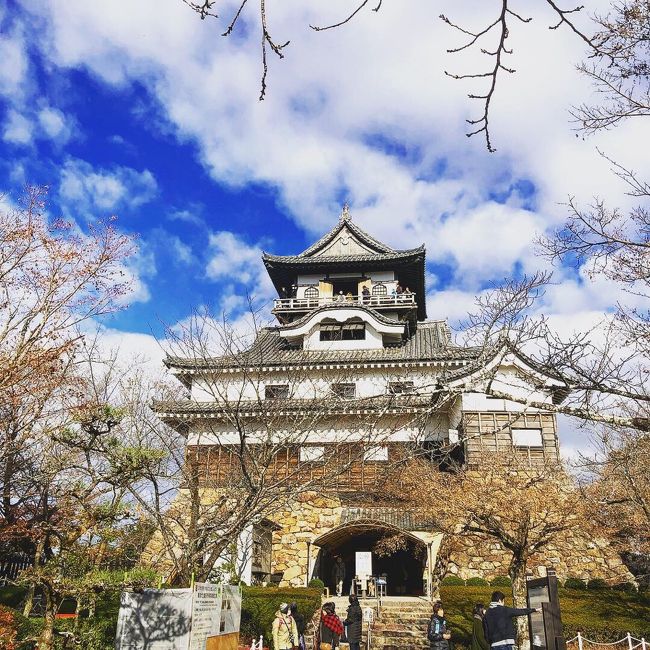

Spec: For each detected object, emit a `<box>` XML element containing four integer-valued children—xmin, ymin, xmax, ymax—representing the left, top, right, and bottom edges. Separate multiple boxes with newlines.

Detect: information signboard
<box><xmin>115</xmin><ymin>583</ymin><xmax>241</xmax><ymax>650</ymax></box>
<box><xmin>355</xmin><ymin>552</ymin><xmax>372</xmax><ymax>578</ymax></box>
<box><xmin>189</xmin><ymin>584</ymin><xmax>222</xmax><ymax>650</ymax></box>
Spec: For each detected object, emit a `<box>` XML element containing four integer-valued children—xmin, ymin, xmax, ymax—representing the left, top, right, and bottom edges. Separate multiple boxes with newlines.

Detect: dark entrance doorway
<box><xmin>314</xmin><ymin>523</ymin><xmax>427</xmax><ymax>596</ymax></box>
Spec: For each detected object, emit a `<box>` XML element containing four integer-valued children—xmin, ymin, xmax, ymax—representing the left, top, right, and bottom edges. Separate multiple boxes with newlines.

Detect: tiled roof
<box><xmin>165</xmin><ymin>320</ymin><xmax>482</xmax><ymax>371</ymax></box>
<box><xmin>298</xmin><ymin>217</ymin><xmax>401</xmax><ymax>257</ymax></box>
<box><xmin>153</xmin><ymin>394</ymin><xmax>436</xmax><ymax>417</ymax></box>
<box><xmin>261</xmin><ymin>247</ymin><xmax>425</xmax><ymax>265</ymax></box>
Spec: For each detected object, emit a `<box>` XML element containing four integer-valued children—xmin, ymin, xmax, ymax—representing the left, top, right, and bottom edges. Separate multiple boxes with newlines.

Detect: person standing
<box><xmin>344</xmin><ymin>594</ymin><xmax>363</xmax><ymax>650</ymax></box>
<box><xmin>428</xmin><ymin>602</ymin><xmax>451</xmax><ymax>650</ymax></box>
<box><xmin>320</xmin><ymin>602</ymin><xmax>344</xmax><ymax>650</ymax></box>
<box><xmin>290</xmin><ymin>602</ymin><xmax>305</xmax><ymax>650</ymax></box>
<box><xmin>471</xmin><ymin>603</ymin><xmax>490</xmax><ymax>650</ymax></box>
<box><xmin>482</xmin><ymin>591</ymin><xmax>540</xmax><ymax>650</ymax></box>
<box><xmin>361</xmin><ymin>286</ymin><xmax>370</xmax><ymax>304</ymax></box>
<box><xmin>273</xmin><ymin>602</ymin><xmax>299</xmax><ymax>650</ymax></box>
<box><xmin>333</xmin><ymin>556</ymin><xmax>346</xmax><ymax>596</ymax></box>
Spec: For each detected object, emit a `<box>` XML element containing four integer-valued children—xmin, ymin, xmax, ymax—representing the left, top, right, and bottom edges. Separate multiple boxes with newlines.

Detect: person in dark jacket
<box><xmin>320</xmin><ymin>601</ymin><xmax>344</xmax><ymax>649</ymax></box>
<box><xmin>428</xmin><ymin>602</ymin><xmax>451</xmax><ymax>650</ymax></box>
<box><xmin>290</xmin><ymin>602</ymin><xmax>305</xmax><ymax>650</ymax></box>
<box><xmin>482</xmin><ymin>591</ymin><xmax>540</xmax><ymax>650</ymax></box>
<box><xmin>471</xmin><ymin>603</ymin><xmax>489</xmax><ymax>650</ymax></box>
<box><xmin>344</xmin><ymin>594</ymin><xmax>363</xmax><ymax>650</ymax></box>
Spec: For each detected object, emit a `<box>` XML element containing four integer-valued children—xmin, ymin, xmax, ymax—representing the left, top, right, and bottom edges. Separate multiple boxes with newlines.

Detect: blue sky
<box><xmin>0</xmin><ymin>0</ymin><xmax>647</xmax><ymax>388</ymax></box>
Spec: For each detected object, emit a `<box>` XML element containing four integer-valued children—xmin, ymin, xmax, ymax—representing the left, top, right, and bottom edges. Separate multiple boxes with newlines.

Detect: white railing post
<box><xmin>628</xmin><ymin>633</ymin><xmax>634</xmax><ymax>650</ymax></box>
<box><xmin>641</xmin><ymin>638</ymin><xmax>646</xmax><ymax>650</ymax></box>
<box><xmin>577</xmin><ymin>632</ymin><xmax>583</xmax><ymax>650</ymax></box>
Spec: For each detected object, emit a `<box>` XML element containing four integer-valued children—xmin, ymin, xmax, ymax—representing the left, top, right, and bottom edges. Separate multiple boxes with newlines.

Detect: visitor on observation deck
<box><xmin>361</xmin><ymin>286</ymin><xmax>370</xmax><ymax>304</ymax></box>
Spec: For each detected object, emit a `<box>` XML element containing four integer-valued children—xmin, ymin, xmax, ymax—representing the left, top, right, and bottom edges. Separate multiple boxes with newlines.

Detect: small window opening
<box><xmin>265</xmin><ymin>384</ymin><xmax>289</xmax><ymax>400</ymax></box>
<box><xmin>331</xmin><ymin>383</ymin><xmax>356</xmax><ymax>399</ymax></box>
<box><xmin>388</xmin><ymin>381</ymin><xmax>414</xmax><ymax>395</ymax></box>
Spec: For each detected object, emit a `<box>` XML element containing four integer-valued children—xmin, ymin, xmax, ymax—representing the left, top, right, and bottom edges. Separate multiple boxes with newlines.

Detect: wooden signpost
<box><xmin>526</xmin><ymin>569</ymin><xmax>566</xmax><ymax>650</ymax></box>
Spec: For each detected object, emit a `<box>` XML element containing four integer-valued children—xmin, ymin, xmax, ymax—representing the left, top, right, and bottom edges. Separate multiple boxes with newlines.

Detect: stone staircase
<box><xmin>369</xmin><ymin>598</ymin><xmax>432</xmax><ymax>650</ymax></box>
<box><xmin>307</xmin><ymin>597</ymin><xmax>433</xmax><ymax>650</ymax></box>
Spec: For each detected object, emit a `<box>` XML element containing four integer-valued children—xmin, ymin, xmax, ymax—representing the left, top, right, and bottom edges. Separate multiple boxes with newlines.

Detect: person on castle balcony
<box><xmin>404</xmin><ymin>286</ymin><xmax>413</xmax><ymax>299</ymax></box>
<box><xmin>337</xmin><ymin>291</ymin><xmax>346</xmax><ymax>302</ymax></box>
<box><xmin>471</xmin><ymin>603</ymin><xmax>489</xmax><ymax>650</ymax></box>
<box><xmin>344</xmin><ymin>594</ymin><xmax>363</xmax><ymax>650</ymax></box>
<box><xmin>361</xmin><ymin>285</ymin><xmax>370</xmax><ymax>304</ymax></box>
<box><xmin>482</xmin><ymin>591</ymin><xmax>540</xmax><ymax>650</ymax></box>
<box><xmin>396</xmin><ymin>283</ymin><xmax>404</xmax><ymax>295</ymax></box>
<box><xmin>428</xmin><ymin>602</ymin><xmax>451</xmax><ymax>650</ymax></box>
<box><xmin>346</xmin><ymin>291</ymin><xmax>353</xmax><ymax>302</ymax></box>
<box><xmin>272</xmin><ymin>602</ymin><xmax>299</xmax><ymax>650</ymax></box>
<box><xmin>279</xmin><ymin>286</ymin><xmax>288</xmax><ymax>299</ymax></box>
<box><xmin>319</xmin><ymin>601</ymin><xmax>344</xmax><ymax>650</ymax></box>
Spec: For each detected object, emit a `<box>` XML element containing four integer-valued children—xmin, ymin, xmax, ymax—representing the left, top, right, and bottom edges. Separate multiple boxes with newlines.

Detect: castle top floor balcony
<box><xmin>272</xmin><ymin>292</ymin><xmax>417</xmax><ymax>315</ymax></box>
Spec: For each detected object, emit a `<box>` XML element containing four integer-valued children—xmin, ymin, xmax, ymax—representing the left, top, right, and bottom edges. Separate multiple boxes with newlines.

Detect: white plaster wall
<box><xmin>191</xmin><ymin>364</ymin><xmax>460</xmax><ymax>404</ymax></box>
<box><xmin>188</xmin><ymin>413</ymin><xmax>448</xmax><ymax>446</ymax></box>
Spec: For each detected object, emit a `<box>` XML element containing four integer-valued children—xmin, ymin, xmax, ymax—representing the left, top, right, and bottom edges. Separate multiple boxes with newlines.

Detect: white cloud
<box><xmin>3</xmin><ymin>109</ymin><xmax>32</xmax><ymax>144</ymax></box>
<box><xmin>38</xmin><ymin>106</ymin><xmax>70</xmax><ymax>142</ymax></box>
<box><xmin>0</xmin><ymin>30</ymin><xmax>29</xmax><ymax>99</ymax></box>
<box><xmin>23</xmin><ymin>0</ymin><xmax>645</xmax><ymax>290</ymax></box>
<box><xmin>59</xmin><ymin>157</ymin><xmax>158</xmax><ymax>215</ymax></box>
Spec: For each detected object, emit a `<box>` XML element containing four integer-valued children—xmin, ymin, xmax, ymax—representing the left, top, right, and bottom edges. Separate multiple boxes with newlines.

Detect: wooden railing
<box><xmin>272</xmin><ymin>293</ymin><xmax>416</xmax><ymax>311</ymax></box>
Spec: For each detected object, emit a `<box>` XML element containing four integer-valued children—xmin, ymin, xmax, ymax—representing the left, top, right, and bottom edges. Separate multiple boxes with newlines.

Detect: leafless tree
<box><xmin>109</xmin><ymin>307</ymin><xmax>439</xmax><ymax>585</ymax></box>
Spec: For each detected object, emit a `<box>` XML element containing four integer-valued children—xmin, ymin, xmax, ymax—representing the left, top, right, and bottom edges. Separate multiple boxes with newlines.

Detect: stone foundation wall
<box><xmin>267</xmin><ymin>493</ymin><xmax>633</xmax><ymax>588</ymax></box>
<box><xmin>270</xmin><ymin>492</ymin><xmax>345</xmax><ymax>587</ymax></box>
<box><xmin>447</xmin><ymin>529</ymin><xmax>633</xmax><ymax>584</ymax></box>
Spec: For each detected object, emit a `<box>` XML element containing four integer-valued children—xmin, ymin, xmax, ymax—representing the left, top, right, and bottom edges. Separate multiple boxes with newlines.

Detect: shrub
<box><xmin>490</xmin><ymin>576</ymin><xmax>512</xmax><ymax>587</ymax></box>
<box><xmin>307</xmin><ymin>578</ymin><xmax>324</xmax><ymax>591</ymax></box>
<box><xmin>563</xmin><ymin>577</ymin><xmax>586</xmax><ymax>590</ymax></box>
<box><xmin>0</xmin><ymin>605</ymin><xmax>19</xmax><ymax>650</ymax></box>
<box><xmin>612</xmin><ymin>582</ymin><xmax>637</xmax><ymax>593</ymax></box>
<box><xmin>587</xmin><ymin>578</ymin><xmax>608</xmax><ymax>591</ymax></box>
<box><xmin>442</xmin><ymin>576</ymin><xmax>465</xmax><ymax>586</ymax></box>
<box><xmin>466</xmin><ymin>577</ymin><xmax>489</xmax><ymax>586</ymax></box>
<box><xmin>0</xmin><ymin>588</ymin><xmax>28</xmax><ymax>610</ymax></box>
<box><xmin>241</xmin><ymin>587</ymin><xmax>321</xmax><ymax>645</ymax></box>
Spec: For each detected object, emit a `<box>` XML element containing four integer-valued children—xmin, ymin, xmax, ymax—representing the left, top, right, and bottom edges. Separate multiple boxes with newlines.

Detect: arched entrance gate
<box><xmin>311</xmin><ymin>514</ymin><xmax>433</xmax><ymax>597</ymax></box>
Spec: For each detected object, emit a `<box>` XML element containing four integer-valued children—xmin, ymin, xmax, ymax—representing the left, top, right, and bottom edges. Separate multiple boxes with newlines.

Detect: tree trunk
<box><xmin>431</xmin><ymin>536</ymin><xmax>453</xmax><ymax>599</ymax></box>
<box><xmin>23</xmin><ymin>535</ymin><xmax>47</xmax><ymax>617</ymax></box>
<box><xmin>37</xmin><ymin>585</ymin><xmax>57</xmax><ymax>650</ymax></box>
<box><xmin>508</xmin><ymin>555</ymin><xmax>530</xmax><ymax>647</ymax></box>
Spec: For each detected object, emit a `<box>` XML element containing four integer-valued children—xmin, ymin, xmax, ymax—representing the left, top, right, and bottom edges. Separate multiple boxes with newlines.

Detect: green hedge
<box><xmin>490</xmin><ymin>576</ymin><xmax>512</xmax><ymax>587</ymax></box>
<box><xmin>240</xmin><ymin>587</ymin><xmax>322</xmax><ymax>645</ymax></box>
<box><xmin>466</xmin><ymin>577</ymin><xmax>490</xmax><ymax>587</ymax></box>
<box><xmin>442</xmin><ymin>576</ymin><xmax>465</xmax><ymax>586</ymax></box>
<box><xmin>439</xmin><ymin>585</ymin><xmax>650</xmax><ymax>650</ymax></box>
<box><xmin>564</xmin><ymin>577</ymin><xmax>587</xmax><ymax>590</ymax></box>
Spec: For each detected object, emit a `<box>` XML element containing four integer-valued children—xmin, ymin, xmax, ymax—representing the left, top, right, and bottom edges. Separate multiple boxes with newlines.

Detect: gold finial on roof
<box><xmin>340</xmin><ymin>202</ymin><xmax>351</xmax><ymax>221</ymax></box>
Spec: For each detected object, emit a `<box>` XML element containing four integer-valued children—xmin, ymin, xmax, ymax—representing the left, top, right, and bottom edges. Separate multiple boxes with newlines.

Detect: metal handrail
<box><xmin>273</xmin><ymin>294</ymin><xmax>416</xmax><ymax>310</ymax></box>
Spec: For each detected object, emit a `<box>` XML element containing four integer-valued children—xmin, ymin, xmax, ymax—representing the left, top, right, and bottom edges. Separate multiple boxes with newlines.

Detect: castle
<box><xmin>155</xmin><ymin>207</ymin><xmax>628</xmax><ymax>593</ymax></box>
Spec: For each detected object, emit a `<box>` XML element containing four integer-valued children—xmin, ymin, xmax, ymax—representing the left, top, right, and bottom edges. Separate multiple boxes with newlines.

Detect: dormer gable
<box><xmin>298</xmin><ymin>205</ymin><xmax>394</xmax><ymax>259</ymax></box>
<box><xmin>278</xmin><ymin>304</ymin><xmax>405</xmax><ymax>351</ymax></box>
